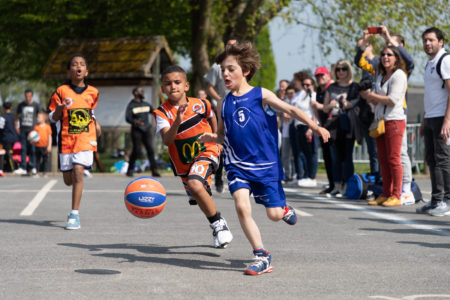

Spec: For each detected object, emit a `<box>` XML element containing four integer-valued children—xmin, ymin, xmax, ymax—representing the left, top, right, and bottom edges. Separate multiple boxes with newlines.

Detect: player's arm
<box><xmin>198</xmin><ymin>99</ymin><xmax>224</xmax><ymax>144</ymax></box>
<box><xmin>262</xmin><ymin>88</ymin><xmax>329</xmax><ymax>142</ymax></box>
<box><xmin>208</xmin><ymin>111</ymin><xmax>218</xmax><ymax>133</ymax></box>
<box><xmin>48</xmin><ymin>91</ymin><xmax>66</xmax><ymax>122</ymax></box>
<box><xmin>159</xmin><ymin>103</ymin><xmax>187</xmax><ymax>146</ymax></box>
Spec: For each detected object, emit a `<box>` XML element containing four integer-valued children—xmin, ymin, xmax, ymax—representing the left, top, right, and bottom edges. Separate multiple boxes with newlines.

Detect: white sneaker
<box><xmin>297</xmin><ymin>178</ymin><xmax>307</xmax><ymax>186</ymax></box>
<box><xmin>13</xmin><ymin>168</ymin><xmax>27</xmax><ymax>175</ymax></box>
<box><xmin>210</xmin><ymin>218</ymin><xmax>233</xmax><ymax>248</ymax></box>
<box><xmin>84</xmin><ymin>170</ymin><xmax>92</xmax><ymax>178</ymax></box>
<box><xmin>400</xmin><ymin>191</ymin><xmax>415</xmax><ymax>205</ymax></box>
<box><xmin>298</xmin><ymin>178</ymin><xmax>317</xmax><ymax>188</ymax></box>
<box><xmin>31</xmin><ymin>168</ymin><xmax>37</xmax><ymax>176</ymax></box>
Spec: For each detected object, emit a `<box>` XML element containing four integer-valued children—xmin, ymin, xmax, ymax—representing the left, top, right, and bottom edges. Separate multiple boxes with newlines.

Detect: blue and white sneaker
<box><xmin>245</xmin><ymin>249</ymin><xmax>273</xmax><ymax>275</ymax></box>
<box><xmin>282</xmin><ymin>205</ymin><xmax>297</xmax><ymax>225</ymax></box>
<box><xmin>66</xmin><ymin>213</ymin><xmax>80</xmax><ymax>230</ymax></box>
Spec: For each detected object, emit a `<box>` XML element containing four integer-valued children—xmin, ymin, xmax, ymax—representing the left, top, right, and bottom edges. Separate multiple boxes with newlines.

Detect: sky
<box><xmin>178</xmin><ymin>5</ymin><xmax>428</xmax><ymax>88</ymax></box>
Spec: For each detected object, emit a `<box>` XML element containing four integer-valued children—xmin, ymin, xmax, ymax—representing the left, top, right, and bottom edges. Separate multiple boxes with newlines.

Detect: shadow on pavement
<box><xmin>0</xmin><ymin>218</ymin><xmax>65</xmax><ymax>229</ymax></box>
<box><xmin>58</xmin><ymin>242</ymin><xmax>247</xmax><ymax>272</ymax></box>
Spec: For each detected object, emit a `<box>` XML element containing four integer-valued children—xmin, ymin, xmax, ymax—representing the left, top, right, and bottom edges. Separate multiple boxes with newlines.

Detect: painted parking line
<box><xmin>286</xmin><ymin>189</ymin><xmax>450</xmax><ymax>237</ymax></box>
<box><xmin>20</xmin><ymin>180</ymin><xmax>57</xmax><ymax>216</ymax></box>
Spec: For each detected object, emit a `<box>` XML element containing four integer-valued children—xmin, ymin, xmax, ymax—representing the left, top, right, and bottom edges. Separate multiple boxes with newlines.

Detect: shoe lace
<box><xmin>283</xmin><ymin>209</ymin><xmax>293</xmax><ymax>221</ymax></box>
<box><xmin>212</xmin><ymin>219</ymin><xmax>228</xmax><ymax>235</ymax></box>
<box><xmin>249</xmin><ymin>256</ymin><xmax>268</xmax><ymax>269</ymax></box>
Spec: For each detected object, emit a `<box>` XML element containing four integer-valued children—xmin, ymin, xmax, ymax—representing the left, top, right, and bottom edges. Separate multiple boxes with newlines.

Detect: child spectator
<box><xmin>199</xmin><ymin>41</ymin><xmax>329</xmax><ymax>275</ymax></box>
<box><xmin>153</xmin><ymin>65</ymin><xmax>233</xmax><ymax>248</ymax></box>
<box><xmin>32</xmin><ymin>112</ymin><xmax>52</xmax><ymax>176</ymax></box>
<box><xmin>0</xmin><ymin>102</ymin><xmax>19</xmax><ymax>177</ymax></box>
<box><xmin>49</xmin><ymin>54</ymin><xmax>101</xmax><ymax>230</ymax></box>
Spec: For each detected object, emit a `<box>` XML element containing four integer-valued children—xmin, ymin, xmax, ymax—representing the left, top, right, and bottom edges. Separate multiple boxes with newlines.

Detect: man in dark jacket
<box><xmin>125</xmin><ymin>87</ymin><xmax>160</xmax><ymax>177</ymax></box>
<box><xmin>0</xmin><ymin>102</ymin><xmax>19</xmax><ymax>176</ymax></box>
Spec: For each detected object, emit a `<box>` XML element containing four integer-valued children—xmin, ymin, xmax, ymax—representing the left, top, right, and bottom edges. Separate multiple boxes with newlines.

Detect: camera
<box><xmin>367</xmin><ymin>26</ymin><xmax>382</xmax><ymax>34</ymax></box>
<box><xmin>357</xmin><ymin>78</ymin><xmax>373</xmax><ymax>91</ymax></box>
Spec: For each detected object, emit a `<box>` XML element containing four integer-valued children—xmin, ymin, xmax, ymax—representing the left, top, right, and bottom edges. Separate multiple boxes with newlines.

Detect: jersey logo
<box><xmin>64</xmin><ymin>97</ymin><xmax>73</xmax><ymax>108</ymax></box>
<box><xmin>192</xmin><ymin>103</ymin><xmax>205</xmax><ymax>114</ymax></box>
<box><xmin>232</xmin><ymin>107</ymin><xmax>251</xmax><ymax>128</ymax></box>
<box><xmin>68</xmin><ymin>108</ymin><xmax>91</xmax><ymax>134</ymax></box>
<box><xmin>174</xmin><ymin>134</ymin><xmax>206</xmax><ymax>164</ymax></box>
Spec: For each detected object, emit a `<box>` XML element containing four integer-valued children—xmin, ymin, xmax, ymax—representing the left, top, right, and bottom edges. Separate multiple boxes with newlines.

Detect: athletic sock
<box><xmin>207</xmin><ymin>212</ymin><xmax>221</xmax><ymax>224</ymax></box>
<box><xmin>71</xmin><ymin>210</ymin><xmax>79</xmax><ymax>215</ymax></box>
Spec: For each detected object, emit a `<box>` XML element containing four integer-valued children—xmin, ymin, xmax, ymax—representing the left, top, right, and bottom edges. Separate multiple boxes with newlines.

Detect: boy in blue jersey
<box><xmin>199</xmin><ymin>41</ymin><xmax>330</xmax><ymax>275</ymax></box>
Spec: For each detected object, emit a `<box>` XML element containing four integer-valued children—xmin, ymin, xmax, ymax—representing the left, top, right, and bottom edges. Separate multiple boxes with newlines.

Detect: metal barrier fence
<box><xmin>319</xmin><ymin>123</ymin><xmax>424</xmax><ymax>169</ymax></box>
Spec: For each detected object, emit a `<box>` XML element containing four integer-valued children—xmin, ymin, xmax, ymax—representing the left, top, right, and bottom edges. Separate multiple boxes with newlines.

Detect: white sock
<box><xmin>71</xmin><ymin>210</ymin><xmax>79</xmax><ymax>215</ymax></box>
<box><xmin>403</xmin><ymin>183</ymin><xmax>411</xmax><ymax>193</ymax></box>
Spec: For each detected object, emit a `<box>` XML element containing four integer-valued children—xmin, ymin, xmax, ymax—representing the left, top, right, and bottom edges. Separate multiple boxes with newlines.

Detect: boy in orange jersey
<box><xmin>153</xmin><ymin>65</ymin><xmax>233</xmax><ymax>248</ymax></box>
<box><xmin>32</xmin><ymin>112</ymin><xmax>52</xmax><ymax>176</ymax></box>
<box><xmin>49</xmin><ymin>54</ymin><xmax>100</xmax><ymax>230</ymax></box>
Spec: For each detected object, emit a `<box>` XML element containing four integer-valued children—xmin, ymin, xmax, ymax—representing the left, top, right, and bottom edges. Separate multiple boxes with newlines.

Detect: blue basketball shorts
<box><xmin>227</xmin><ymin>173</ymin><xmax>286</xmax><ymax>208</ymax></box>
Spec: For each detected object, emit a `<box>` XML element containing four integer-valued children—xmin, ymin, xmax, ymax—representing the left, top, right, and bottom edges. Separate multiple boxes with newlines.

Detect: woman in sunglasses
<box><xmin>322</xmin><ymin>59</ymin><xmax>360</xmax><ymax>198</ymax></box>
<box><xmin>360</xmin><ymin>46</ymin><xmax>407</xmax><ymax>207</ymax></box>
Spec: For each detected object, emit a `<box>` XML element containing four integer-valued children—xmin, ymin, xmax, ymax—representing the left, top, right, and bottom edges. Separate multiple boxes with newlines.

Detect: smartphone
<box><xmin>368</xmin><ymin>26</ymin><xmax>382</xmax><ymax>34</ymax></box>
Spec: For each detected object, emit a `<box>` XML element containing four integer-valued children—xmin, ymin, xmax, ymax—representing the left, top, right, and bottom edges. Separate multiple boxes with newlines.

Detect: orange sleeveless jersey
<box><xmin>33</xmin><ymin>123</ymin><xmax>52</xmax><ymax>148</ymax></box>
<box><xmin>49</xmin><ymin>84</ymin><xmax>99</xmax><ymax>154</ymax></box>
<box><xmin>153</xmin><ymin>97</ymin><xmax>220</xmax><ymax>176</ymax></box>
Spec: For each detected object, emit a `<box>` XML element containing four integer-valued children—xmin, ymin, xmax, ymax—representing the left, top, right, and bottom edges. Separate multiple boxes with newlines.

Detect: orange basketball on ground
<box><xmin>124</xmin><ymin>176</ymin><xmax>166</xmax><ymax>218</ymax></box>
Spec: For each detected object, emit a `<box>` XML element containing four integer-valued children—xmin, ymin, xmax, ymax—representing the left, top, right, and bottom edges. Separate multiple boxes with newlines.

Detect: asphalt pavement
<box><xmin>0</xmin><ymin>173</ymin><xmax>449</xmax><ymax>300</ymax></box>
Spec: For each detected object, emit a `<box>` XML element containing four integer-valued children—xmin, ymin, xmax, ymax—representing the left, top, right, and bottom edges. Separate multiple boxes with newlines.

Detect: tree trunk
<box><xmin>191</xmin><ymin>0</ymin><xmax>211</xmax><ymax>96</ymax></box>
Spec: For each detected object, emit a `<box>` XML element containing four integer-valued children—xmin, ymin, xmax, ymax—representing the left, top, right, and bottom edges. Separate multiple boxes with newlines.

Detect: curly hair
<box><xmin>215</xmin><ymin>41</ymin><xmax>261</xmax><ymax>82</ymax></box>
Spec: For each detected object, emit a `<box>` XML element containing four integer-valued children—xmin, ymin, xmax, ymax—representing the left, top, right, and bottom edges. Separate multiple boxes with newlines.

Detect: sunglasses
<box><xmin>303</xmin><ymin>83</ymin><xmax>313</xmax><ymax>87</ymax></box>
<box><xmin>381</xmin><ymin>53</ymin><xmax>394</xmax><ymax>57</ymax></box>
<box><xmin>336</xmin><ymin>67</ymin><xmax>348</xmax><ymax>72</ymax></box>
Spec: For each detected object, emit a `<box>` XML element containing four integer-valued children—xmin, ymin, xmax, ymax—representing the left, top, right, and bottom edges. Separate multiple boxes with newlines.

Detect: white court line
<box><xmin>20</xmin><ymin>180</ymin><xmax>57</xmax><ymax>216</ymax></box>
<box><xmin>285</xmin><ymin>189</ymin><xmax>450</xmax><ymax>237</ymax></box>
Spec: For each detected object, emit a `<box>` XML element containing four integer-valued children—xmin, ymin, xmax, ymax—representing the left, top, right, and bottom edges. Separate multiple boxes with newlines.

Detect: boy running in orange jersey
<box><xmin>153</xmin><ymin>65</ymin><xmax>233</xmax><ymax>248</ymax></box>
<box><xmin>49</xmin><ymin>54</ymin><xmax>101</xmax><ymax>230</ymax></box>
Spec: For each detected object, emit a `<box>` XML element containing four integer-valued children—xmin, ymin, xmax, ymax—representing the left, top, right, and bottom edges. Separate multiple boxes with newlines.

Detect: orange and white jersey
<box><xmin>153</xmin><ymin>97</ymin><xmax>220</xmax><ymax>176</ymax></box>
<box><xmin>49</xmin><ymin>84</ymin><xmax>99</xmax><ymax>154</ymax></box>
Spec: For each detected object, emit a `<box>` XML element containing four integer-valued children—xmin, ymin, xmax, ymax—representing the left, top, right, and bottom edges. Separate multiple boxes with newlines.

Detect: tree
<box><xmin>293</xmin><ymin>0</ymin><xmax>449</xmax><ymax>60</ymax></box>
<box><xmin>0</xmin><ymin>0</ymin><xmax>288</xmax><ymax>96</ymax></box>
<box><xmin>249</xmin><ymin>25</ymin><xmax>277</xmax><ymax>91</ymax></box>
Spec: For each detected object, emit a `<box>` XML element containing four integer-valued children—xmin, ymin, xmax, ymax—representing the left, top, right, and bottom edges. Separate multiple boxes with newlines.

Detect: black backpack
<box><xmin>436</xmin><ymin>52</ymin><xmax>449</xmax><ymax>89</ymax></box>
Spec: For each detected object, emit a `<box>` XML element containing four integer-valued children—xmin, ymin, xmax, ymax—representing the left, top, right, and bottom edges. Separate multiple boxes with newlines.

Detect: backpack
<box><xmin>436</xmin><ymin>52</ymin><xmax>449</xmax><ymax>89</ymax></box>
<box><xmin>346</xmin><ymin>173</ymin><xmax>378</xmax><ymax>200</ymax></box>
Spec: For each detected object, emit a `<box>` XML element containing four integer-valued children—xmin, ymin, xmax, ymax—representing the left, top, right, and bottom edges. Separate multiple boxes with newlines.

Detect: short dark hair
<box><xmin>286</xmin><ymin>84</ymin><xmax>297</xmax><ymax>92</ymax></box>
<box><xmin>24</xmin><ymin>89</ymin><xmax>33</xmax><ymax>95</ymax></box>
<box><xmin>422</xmin><ymin>27</ymin><xmax>446</xmax><ymax>42</ymax></box>
<box><xmin>161</xmin><ymin>65</ymin><xmax>187</xmax><ymax>80</ymax></box>
<box><xmin>391</xmin><ymin>34</ymin><xmax>405</xmax><ymax>46</ymax></box>
<box><xmin>293</xmin><ymin>71</ymin><xmax>309</xmax><ymax>82</ymax></box>
<box><xmin>67</xmin><ymin>54</ymin><xmax>88</xmax><ymax>70</ymax></box>
<box><xmin>3</xmin><ymin>102</ymin><xmax>12</xmax><ymax>110</ymax></box>
<box><xmin>379</xmin><ymin>46</ymin><xmax>405</xmax><ymax>75</ymax></box>
<box><xmin>303</xmin><ymin>76</ymin><xmax>316</xmax><ymax>87</ymax></box>
<box><xmin>215</xmin><ymin>41</ymin><xmax>260</xmax><ymax>82</ymax></box>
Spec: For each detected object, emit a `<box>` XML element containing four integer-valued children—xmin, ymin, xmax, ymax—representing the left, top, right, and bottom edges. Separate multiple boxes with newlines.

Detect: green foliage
<box><xmin>298</xmin><ymin>0</ymin><xmax>449</xmax><ymax>60</ymax></box>
<box><xmin>0</xmin><ymin>0</ymin><xmax>192</xmax><ymax>82</ymax></box>
<box><xmin>249</xmin><ymin>26</ymin><xmax>277</xmax><ymax>91</ymax></box>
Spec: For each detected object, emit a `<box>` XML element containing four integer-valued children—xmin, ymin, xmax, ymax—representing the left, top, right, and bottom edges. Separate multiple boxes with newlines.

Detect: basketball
<box><xmin>124</xmin><ymin>176</ymin><xmax>166</xmax><ymax>218</ymax></box>
<box><xmin>28</xmin><ymin>130</ymin><xmax>40</xmax><ymax>143</ymax></box>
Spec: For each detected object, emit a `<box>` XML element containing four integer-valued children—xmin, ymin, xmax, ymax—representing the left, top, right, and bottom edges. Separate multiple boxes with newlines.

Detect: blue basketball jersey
<box><xmin>221</xmin><ymin>87</ymin><xmax>284</xmax><ymax>181</ymax></box>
